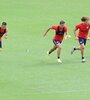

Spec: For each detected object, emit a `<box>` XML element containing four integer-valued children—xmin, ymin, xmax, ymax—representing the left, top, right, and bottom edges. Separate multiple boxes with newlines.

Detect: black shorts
<box><xmin>78</xmin><ymin>37</ymin><xmax>87</xmax><ymax>45</ymax></box>
<box><xmin>53</xmin><ymin>40</ymin><xmax>62</xmax><ymax>46</ymax></box>
<box><xmin>0</xmin><ymin>41</ymin><xmax>2</xmax><ymax>48</ymax></box>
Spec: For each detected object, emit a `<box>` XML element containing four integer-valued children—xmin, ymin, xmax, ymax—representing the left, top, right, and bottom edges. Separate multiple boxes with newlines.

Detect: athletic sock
<box><xmin>82</xmin><ymin>57</ymin><xmax>84</xmax><ymax>59</ymax></box>
<box><xmin>74</xmin><ymin>47</ymin><xmax>76</xmax><ymax>50</ymax></box>
<box><xmin>58</xmin><ymin>57</ymin><xmax>60</xmax><ymax>59</ymax></box>
<box><xmin>49</xmin><ymin>51</ymin><xmax>51</xmax><ymax>54</ymax></box>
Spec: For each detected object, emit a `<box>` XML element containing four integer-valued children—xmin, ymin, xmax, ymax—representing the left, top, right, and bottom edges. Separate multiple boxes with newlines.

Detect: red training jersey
<box><xmin>0</xmin><ymin>27</ymin><xmax>7</xmax><ymax>41</ymax></box>
<box><xmin>75</xmin><ymin>23</ymin><xmax>90</xmax><ymax>39</ymax></box>
<box><xmin>51</xmin><ymin>25</ymin><xmax>68</xmax><ymax>42</ymax></box>
<box><xmin>0</xmin><ymin>27</ymin><xmax>6</xmax><ymax>37</ymax></box>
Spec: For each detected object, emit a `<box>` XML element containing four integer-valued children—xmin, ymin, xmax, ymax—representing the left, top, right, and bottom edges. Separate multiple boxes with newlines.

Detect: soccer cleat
<box><xmin>71</xmin><ymin>46</ymin><xmax>76</xmax><ymax>55</ymax></box>
<box><xmin>57</xmin><ymin>59</ymin><xmax>62</xmax><ymax>63</ymax></box>
<box><xmin>82</xmin><ymin>58</ymin><xmax>86</xmax><ymax>63</ymax></box>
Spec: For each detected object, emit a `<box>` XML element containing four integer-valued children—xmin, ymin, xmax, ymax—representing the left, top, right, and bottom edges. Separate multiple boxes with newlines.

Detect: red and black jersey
<box><xmin>0</xmin><ymin>27</ymin><xmax>6</xmax><ymax>37</ymax></box>
<box><xmin>51</xmin><ymin>26</ymin><xmax>68</xmax><ymax>42</ymax></box>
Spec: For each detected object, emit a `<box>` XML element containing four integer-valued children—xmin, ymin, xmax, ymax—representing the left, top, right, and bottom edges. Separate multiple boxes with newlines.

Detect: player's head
<box><xmin>81</xmin><ymin>16</ymin><xmax>89</xmax><ymax>24</ymax></box>
<box><xmin>1</xmin><ymin>22</ymin><xmax>7</xmax><ymax>29</ymax></box>
<box><xmin>59</xmin><ymin>20</ymin><xmax>65</xmax><ymax>28</ymax></box>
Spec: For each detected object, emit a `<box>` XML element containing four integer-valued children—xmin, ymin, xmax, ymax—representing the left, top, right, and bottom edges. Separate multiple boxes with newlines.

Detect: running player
<box><xmin>0</xmin><ymin>22</ymin><xmax>8</xmax><ymax>49</ymax></box>
<box><xmin>71</xmin><ymin>16</ymin><xmax>90</xmax><ymax>63</ymax></box>
<box><xmin>44</xmin><ymin>20</ymin><xmax>69</xmax><ymax>63</ymax></box>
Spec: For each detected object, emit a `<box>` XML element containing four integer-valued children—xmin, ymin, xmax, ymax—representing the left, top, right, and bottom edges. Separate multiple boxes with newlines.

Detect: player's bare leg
<box><xmin>75</xmin><ymin>46</ymin><xmax>81</xmax><ymax>50</ymax></box>
<box><xmin>47</xmin><ymin>45</ymin><xmax>57</xmax><ymax>55</ymax></box>
<box><xmin>56</xmin><ymin>45</ymin><xmax>62</xmax><ymax>63</ymax></box>
<box><xmin>72</xmin><ymin>45</ymin><xmax>85</xmax><ymax>56</ymax></box>
<box><xmin>75</xmin><ymin>44</ymin><xmax>86</xmax><ymax>62</ymax></box>
<box><xmin>80</xmin><ymin>44</ymin><xmax>85</xmax><ymax>62</ymax></box>
<box><xmin>71</xmin><ymin>45</ymin><xmax>83</xmax><ymax>54</ymax></box>
<box><xmin>71</xmin><ymin>44</ymin><xmax>85</xmax><ymax>62</ymax></box>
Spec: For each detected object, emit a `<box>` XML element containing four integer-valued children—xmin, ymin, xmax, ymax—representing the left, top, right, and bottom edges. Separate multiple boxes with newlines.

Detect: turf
<box><xmin>0</xmin><ymin>0</ymin><xmax>90</xmax><ymax>100</ymax></box>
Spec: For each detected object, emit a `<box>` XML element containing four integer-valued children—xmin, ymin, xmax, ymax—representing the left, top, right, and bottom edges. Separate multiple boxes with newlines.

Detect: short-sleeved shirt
<box><xmin>51</xmin><ymin>25</ymin><xmax>68</xmax><ymax>42</ymax></box>
<box><xmin>75</xmin><ymin>23</ymin><xmax>90</xmax><ymax>39</ymax></box>
<box><xmin>0</xmin><ymin>27</ymin><xmax>6</xmax><ymax>37</ymax></box>
<box><xmin>0</xmin><ymin>27</ymin><xmax>7</xmax><ymax>41</ymax></box>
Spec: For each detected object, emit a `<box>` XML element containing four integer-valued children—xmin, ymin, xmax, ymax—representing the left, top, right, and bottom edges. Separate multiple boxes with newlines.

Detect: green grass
<box><xmin>0</xmin><ymin>0</ymin><xmax>90</xmax><ymax>100</ymax></box>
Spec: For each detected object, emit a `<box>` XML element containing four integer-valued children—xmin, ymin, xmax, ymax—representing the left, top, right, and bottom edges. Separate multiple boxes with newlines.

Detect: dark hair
<box><xmin>60</xmin><ymin>20</ymin><xmax>65</xmax><ymax>24</ymax></box>
<box><xmin>81</xmin><ymin>16</ymin><xmax>89</xmax><ymax>22</ymax></box>
<box><xmin>2</xmin><ymin>22</ymin><xmax>7</xmax><ymax>25</ymax></box>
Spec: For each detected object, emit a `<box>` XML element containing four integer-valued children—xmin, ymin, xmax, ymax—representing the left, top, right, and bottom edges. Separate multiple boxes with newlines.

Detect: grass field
<box><xmin>0</xmin><ymin>0</ymin><xmax>90</xmax><ymax>100</ymax></box>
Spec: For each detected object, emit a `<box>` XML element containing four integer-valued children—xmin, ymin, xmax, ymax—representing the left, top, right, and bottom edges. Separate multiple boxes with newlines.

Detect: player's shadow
<box><xmin>31</xmin><ymin>58</ymin><xmax>82</xmax><ymax>67</ymax></box>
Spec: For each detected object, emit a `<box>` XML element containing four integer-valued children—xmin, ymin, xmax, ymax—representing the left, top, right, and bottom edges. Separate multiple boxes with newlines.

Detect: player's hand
<box><xmin>87</xmin><ymin>36</ymin><xmax>90</xmax><ymax>40</ymax></box>
<box><xmin>75</xmin><ymin>36</ymin><xmax>78</xmax><ymax>40</ymax></box>
<box><xmin>64</xmin><ymin>35</ymin><xmax>68</xmax><ymax>40</ymax></box>
<box><xmin>64</xmin><ymin>36</ymin><xmax>67</xmax><ymax>40</ymax></box>
<box><xmin>64</xmin><ymin>35</ymin><xmax>71</xmax><ymax>40</ymax></box>
<box><xmin>4</xmin><ymin>35</ymin><xmax>8</xmax><ymax>39</ymax></box>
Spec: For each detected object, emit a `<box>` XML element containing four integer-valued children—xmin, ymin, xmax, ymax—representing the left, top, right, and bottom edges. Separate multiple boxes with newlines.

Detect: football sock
<box><xmin>49</xmin><ymin>51</ymin><xmax>51</xmax><ymax>54</ymax></box>
<box><xmin>82</xmin><ymin>57</ymin><xmax>84</xmax><ymax>59</ymax></box>
<box><xmin>58</xmin><ymin>57</ymin><xmax>60</xmax><ymax>59</ymax></box>
<box><xmin>74</xmin><ymin>47</ymin><xmax>76</xmax><ymax>50</ymax></box>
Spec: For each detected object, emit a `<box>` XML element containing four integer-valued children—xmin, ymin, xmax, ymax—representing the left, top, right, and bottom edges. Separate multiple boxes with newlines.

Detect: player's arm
<box><xmin>87</xmin><ymin>26</ymin><xmax>90</xmax><ymax>40</ymax></box>
<box><xmin>4</xmin><ymin>28</ymin><xmax>8</xmax><ymax>39</ymax></box>
<box><xmin>87</xmin><ymin>32</ymin><xmax>90</xmax><ymax>40</ymax></box>
<box><xmin>74</xmin><ymin>26</ymin><xmax>78</xmax><ymax>40</ymax></box>
<box><xmin>64</xmin><ymin>31</ymin><xmax>68</xmax><ymax>39</ymax></box>
<box><xmin>44</xmin><ymin>28</ymin><xmax>52</xmax><ymax>37</ymax></box>
<box><xmin>87</xmin><ymin>34</ymin><xmax>90</xmax><ymax>40</ymax></box>
<box><xmin>64</xmin><ymin>27</ymin><xmax>71</xmax><ymax>39</ymax></box>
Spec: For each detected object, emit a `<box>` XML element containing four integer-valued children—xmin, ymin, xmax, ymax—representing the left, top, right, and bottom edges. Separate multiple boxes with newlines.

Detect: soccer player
<box><xmin>44</xmin><ymin>20</ymin><xmax>69</xmax><ymax>63</ymax></box>
<box><xmin>71</xmin><ymin>16</ymin><xmax>90</xmax><ymax>62</ymax></box>
<box><xmin>0</xmin><ymin>22</ymin><xmax>8</xmax><ymax>49</ymax></box>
